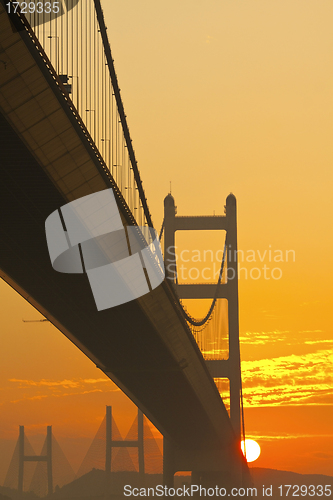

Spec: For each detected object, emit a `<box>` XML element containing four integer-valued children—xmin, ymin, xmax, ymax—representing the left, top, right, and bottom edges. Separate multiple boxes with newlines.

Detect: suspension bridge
<box><xmin>0</xmin><ymin>0</ymin><xmax>250</xmax><ymax>491</ymax></box>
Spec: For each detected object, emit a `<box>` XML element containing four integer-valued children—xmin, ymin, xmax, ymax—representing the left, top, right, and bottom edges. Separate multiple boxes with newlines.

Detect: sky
<box><xmin>1</xmin><ymin>0</ymin><xmax>333</xmax><ymax>485</ymax></box>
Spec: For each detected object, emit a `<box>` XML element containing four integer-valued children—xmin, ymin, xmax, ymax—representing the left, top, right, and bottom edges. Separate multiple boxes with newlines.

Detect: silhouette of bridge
<box><xmin>0</xmin><ymin>0</ymin><xmax>249</xmax><ymax>489</ymax></box>
<box><xmin>4</xmin><ymin>406</ymin><xmax>163</xmax><ymax>496</ymax></box>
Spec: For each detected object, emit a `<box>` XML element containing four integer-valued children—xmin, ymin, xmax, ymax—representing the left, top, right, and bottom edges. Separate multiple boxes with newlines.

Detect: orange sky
<box><xmin>1</xmin><ymin>0</ymin><xmax>333</xmax><ymax>485</ymax></box>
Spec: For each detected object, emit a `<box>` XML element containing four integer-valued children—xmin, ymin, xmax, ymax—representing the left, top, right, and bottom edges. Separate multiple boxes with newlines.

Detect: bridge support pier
<box><xmin>162</xmin><ymin>438</ymin><xmax>248</xmax><ymax>489</ymax></box>
<box><xmin>191</xmin><ymin>471</ymin><xmax>201</xmax><ymax>485</ymax></box>
<box><xmin>163</xmin><ymin>437</ymin><xmax>175</xmax><ymax>487</ymax></box>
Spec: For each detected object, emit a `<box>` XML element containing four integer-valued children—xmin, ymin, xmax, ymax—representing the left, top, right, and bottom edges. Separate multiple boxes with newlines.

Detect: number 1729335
<box><xmin>277</xmin><ymin>485</ymin><xmax>331</xmax><ymax>497</ymax></box>
<box><xmin>6</xmin><ymin>2</ymin><xmax>60</xmax><ymax>14</ymax></box>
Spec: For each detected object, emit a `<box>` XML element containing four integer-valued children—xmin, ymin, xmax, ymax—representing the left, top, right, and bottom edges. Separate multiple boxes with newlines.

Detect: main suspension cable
<box><xmin>159</xmin><ymin>218</ymin><xmax>164</xmax><ymax>241</ymax></box>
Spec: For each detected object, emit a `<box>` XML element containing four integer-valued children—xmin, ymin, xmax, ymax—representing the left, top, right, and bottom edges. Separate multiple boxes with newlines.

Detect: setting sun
<box><xmin>241</xmin><ymin>439</ymin><xmax>261</xmax><ymax>463</ymax></box>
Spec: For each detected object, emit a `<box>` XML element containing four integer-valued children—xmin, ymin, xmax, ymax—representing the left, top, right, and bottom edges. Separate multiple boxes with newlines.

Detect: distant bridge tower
<box><xmin>18</xmin><ymin>425</ymin><xmax>53</xmax><ymax>496</ymax></box>
<box><xmin>164</xmin><ymin>193</ymin><xmax>242</xmax><ymax>441</ymax></box>
<box><xmin>105</xmin><ymin>406</ymin><xmax>144</xmax><ymax>479</ymax></box>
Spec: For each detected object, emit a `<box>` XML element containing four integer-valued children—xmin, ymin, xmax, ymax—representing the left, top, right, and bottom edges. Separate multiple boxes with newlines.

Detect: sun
<box><xmin>241</xmin><ymin>439</ymin><xmax>261</xmax><ymax>463</ymax></box>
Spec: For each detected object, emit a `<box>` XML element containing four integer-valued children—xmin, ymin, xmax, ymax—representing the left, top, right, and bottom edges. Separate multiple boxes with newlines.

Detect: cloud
<box><xmin>9</xmin><ymin>388</ymin><xmax>120</xmax><ymax>404</ymax></box>
<box><xmin>239</xmin><ymin>330</ymin><xmax>331</xmax><ymax>347</ymax></box>
<box><xmin>303</xmin><ymin>340</ymin><xmax>333</xmax><ymax>345</ymax></box>
<box><xmin>240</xmin><ymin>330</ymin><xmax>290</xmax><ymax>345</ymax></box>
<box><xmin>298</xmin><ymin>330</ymin><xmax>323</xmax><ymax>333</ymax></box>
<box><xmin>246</xmin><ymin>432</ymin><xmax>333</xmax><ymax>441</ymax></box>
<box><xmin>10</xmin><ymin>394</ymin><xmax>48</xmax><ymax>404</ymax></box>
<box><xmin>241</xmin><ymin>349</ymin><xmax>333</xmax><ymax>407</ymax></box>
<box><xmin>9</xmin><ymin>378</ymin><xmax>110</xmax><ymax>388</ymax></box>
<box><xmin>6</xmin><ymin>377</ymin><xmax>120</xmax><ymax>404</ymax></box>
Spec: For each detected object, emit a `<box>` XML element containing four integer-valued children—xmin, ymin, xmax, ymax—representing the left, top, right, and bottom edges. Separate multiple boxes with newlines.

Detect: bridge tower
<box><xmin>104</xmin><ymin>406</ymin><xmax>145</xmax><ymax>496</ymax></box>
<box><xmin>164</xmin><ymin>193</ymin><xmax>242</xmax><ymax>441</ymax></box>
<box><xmin>18</xmin><ymin>425</ymin><xmax>53</xmax><ymax>496</ymax></box>
<box><xmin>105</xmin><ymin>406</ymin><xmax>144</xmax><ymax>478</ymax></box>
